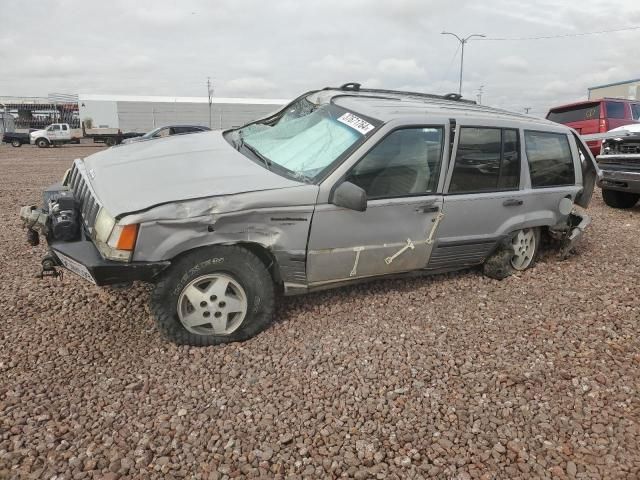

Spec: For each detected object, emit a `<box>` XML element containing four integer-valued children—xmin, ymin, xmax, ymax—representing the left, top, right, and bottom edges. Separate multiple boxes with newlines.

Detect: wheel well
<box><xmin>236</xmin><ymin>242</ymin><xmax>283</xmax><ymax>285</ymax></box>
<box><xmin>36</xmin><ymin>137</ymin><xmax>49</xmax><ymax>144</ymax></box>
<box><xmin>169</xmin><ymin>242</ymin><xmax>283</xmax><ymax>286</ymax></box>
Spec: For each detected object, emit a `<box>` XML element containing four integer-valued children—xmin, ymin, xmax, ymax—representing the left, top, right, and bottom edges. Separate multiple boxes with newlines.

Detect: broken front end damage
<box><xmin>548</xmin><ymin>209</ymin><xmax>591</xmax><ymax>259</ymax></box>
<box><xmin>120</xmin><ymin>186</ymin><xmax>318</xmax><ymax>291</ymax></box>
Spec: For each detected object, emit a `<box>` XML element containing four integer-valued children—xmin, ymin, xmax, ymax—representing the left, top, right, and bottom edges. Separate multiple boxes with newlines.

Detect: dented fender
<box><xmin>124</xmin><ymin>186</ymin><xmax>319</xmax><ymax>285</ymax></box>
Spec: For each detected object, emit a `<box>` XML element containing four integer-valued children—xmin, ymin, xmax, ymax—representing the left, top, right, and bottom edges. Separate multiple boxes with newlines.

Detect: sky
<box><xmin>1</xmin><ymin>0</ymin><xmax>639</xmax><ymax>116</ymax></box>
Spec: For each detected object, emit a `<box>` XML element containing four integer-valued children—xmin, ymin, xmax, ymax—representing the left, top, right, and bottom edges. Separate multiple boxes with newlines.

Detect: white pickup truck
<box><xmin>29</xmin><ymin>123</ymin><xmax>80</xmax><ymax>147</ymax></box>
<box><xmin>29</xmin><ymin>123</ymin><xmax>143</xmax><ymax>147</ymax></box>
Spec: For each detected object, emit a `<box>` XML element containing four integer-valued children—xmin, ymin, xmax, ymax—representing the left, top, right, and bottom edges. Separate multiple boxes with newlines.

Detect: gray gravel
<box><xmin>1</xmin><ymin>144</ymin><xmax>639</xmax><ymax>479</ymax></box>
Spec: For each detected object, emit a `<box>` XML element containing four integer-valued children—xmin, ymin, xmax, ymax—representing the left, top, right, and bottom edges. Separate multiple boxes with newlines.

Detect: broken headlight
<box><xmin>94</xmin><ymin>208</ymin><xmax>139</xmax><ymax>262</ymax></box>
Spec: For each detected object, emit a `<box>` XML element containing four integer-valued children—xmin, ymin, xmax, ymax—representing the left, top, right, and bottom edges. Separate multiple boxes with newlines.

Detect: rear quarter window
<box><xmin>547</xmin><ymin>104</ymin><xmax>600</xmax><ymax>124</ymax></box>
<box><xmin>605</xmin><ymin>101</ymin><xmax>626</xmax><ymax>119</ymax></box>
<box><xmin>524</xmin><ymin>131</ymin><xmax>575</xmax><ymax>188</ymax></box>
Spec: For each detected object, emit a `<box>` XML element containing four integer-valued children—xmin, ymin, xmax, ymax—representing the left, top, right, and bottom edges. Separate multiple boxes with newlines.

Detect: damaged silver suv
<box><xmin>20</xmin><ymin>83</ymin><xmax>598</xmax><ymax>346</ymax></box>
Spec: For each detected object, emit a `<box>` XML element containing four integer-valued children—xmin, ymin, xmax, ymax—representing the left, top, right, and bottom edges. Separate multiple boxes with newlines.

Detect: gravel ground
<box><xmin>1</xmin><ymin>144</ymin><xmax>639</xmax><ymax>480</ymax></box>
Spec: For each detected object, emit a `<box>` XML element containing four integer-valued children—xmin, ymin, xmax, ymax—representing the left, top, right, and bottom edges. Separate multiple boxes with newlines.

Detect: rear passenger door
<box><xmin>60</xmin><ymin>124</ymin><xmax>70</xmax><ymax>140</ymax></box>
<box><xmin>428</xmin><ymin>126</ymin><xmax>523</xmax><ymax>271</ymax></box>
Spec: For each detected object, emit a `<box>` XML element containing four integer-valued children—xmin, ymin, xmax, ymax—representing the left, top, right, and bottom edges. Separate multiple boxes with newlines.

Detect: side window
<box><xmin>346</xmin><ymin>127</ymin><xmax>443</xmax><ymax>199</ymax></box>
<box><xmin>51</xmin><ymin>125</ymin><xmax>61</xmax><ymax>131</ymax></box>
<box><xmin>61</xmin><ymin>125</ymin><xmax>68</xmax><ymax>131</ymax></box>
<box><xmin>524</xmin><ymin>131</ymin><xmax>575</xmax><ymax>187</ymax></box>
<box><xmin>449</xmin><ymin>127</ymin><xmax>521</xmax><ymax>193</ymax></box>
<box><xmin>606</xmin><ymin>101</ymin><xmax>626</xmax><ymax>119</ymax></box>
<box><xmin>631</xmin><ymin>104</ymin><xmax>640</xmax><ymax>121</ymax></box>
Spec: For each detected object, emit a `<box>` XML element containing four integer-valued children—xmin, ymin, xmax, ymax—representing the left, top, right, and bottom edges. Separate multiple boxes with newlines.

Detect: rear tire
<box><xmin>150</xmin><ymin>245</ymin><xmax>275</xmax><ymax>346</ymax></box>
<box><xmin>602</xmin><ymin>189</ymin><xmax>639</xmax><ymax>209</ymax></box>
<box><xmin>36</xmin><ymin>138</ymin><xmax>49</xmax><ymax>148</ymax></box>
<box><xmin>483</xmin><ymin>227</ymin><xmax>540</xmax><ymax>279</ymax></box>
<box><xmin>11</xmin><ymin>139</ymin><xmax>21</xmax><ymax>147</ymax></box>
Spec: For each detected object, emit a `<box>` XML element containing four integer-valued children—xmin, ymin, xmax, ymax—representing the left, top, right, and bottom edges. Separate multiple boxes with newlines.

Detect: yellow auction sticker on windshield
<box><xmin>337</xmin><ymin>112</ymin><xmax>374</xmax><ymax>135</ymax></box>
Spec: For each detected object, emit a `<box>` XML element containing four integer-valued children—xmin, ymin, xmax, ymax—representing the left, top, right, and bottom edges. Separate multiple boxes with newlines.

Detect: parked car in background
<box><xmin>596</xmin><ymin>123</ymin><xmax>640</xmax><ymax>208</ymax></box>
<box><xmin>2</xmin><ymin>129</ymin><xmax>36</xmax><ymax>147</ymax></box>
<box><xmin>20</xmin><ymin>84</ymin><xmax>597</xmax><ymax>346</ymax></box>
<box><xmin>120</xmin><ymin>125</ymin><xmax>211</xmax><ymax>145</ymax></box>
<box><xmin>546</xmin><ymin>98</ymin><xmax>640</xmax><ymax>157</ymax></box>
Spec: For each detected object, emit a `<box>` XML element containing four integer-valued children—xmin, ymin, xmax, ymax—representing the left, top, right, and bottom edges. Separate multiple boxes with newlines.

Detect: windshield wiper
<box><xmin>242</xmin><ymin>142</ymin><xmax>272</xmax><ymax>171</ymax></box>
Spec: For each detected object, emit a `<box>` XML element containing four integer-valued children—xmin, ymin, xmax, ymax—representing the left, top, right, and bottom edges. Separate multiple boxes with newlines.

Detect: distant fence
<box><xmin>0</xmin><ymin>97</ymin><xmax>79</xmax><ymax>129</ymax></box>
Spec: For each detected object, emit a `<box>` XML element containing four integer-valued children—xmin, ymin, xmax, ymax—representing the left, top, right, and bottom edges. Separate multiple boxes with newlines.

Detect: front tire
<box><xmin>150</xmin><ymin>245</ymin><xmax>275</xmax><ymax>346</ymax></box>
<box><xmin>36</xmin><ymin>138</ymin><xmax>49</xmax><ymax>148</ymax></box>
<box><xmin>602</xmin><ymin>189</ymin><xmax>639</xmax><ymax>209</ymax></box>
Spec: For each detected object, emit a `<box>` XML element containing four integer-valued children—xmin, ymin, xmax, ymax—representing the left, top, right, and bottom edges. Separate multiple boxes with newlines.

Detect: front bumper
<box><xmin>596</xmin><ymin>164</ymin><xmax>640</xmax><ymax>194</ymax></box>
<box><xmin>48</xmin><ymin>239</ymin><xmax>170</xmax><ymax>286</ymax></box>
<box><xmin>20</xmin><ymin>204</ymin><xmax>169</xmax><ymax>286</ymax></box>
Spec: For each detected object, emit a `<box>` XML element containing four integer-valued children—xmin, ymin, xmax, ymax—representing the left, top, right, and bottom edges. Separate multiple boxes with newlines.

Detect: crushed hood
<box><xmin>609</xmin><ymin>123</ymin><xmax>640</xmax><ymax>134</ymax></box>
<box><xmin>82</xmin><ymin>131</ymin><xmax>303</xmax><ymax>217</ymax></box>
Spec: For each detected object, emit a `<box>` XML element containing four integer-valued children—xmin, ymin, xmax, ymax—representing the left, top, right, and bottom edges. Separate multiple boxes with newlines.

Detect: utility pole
<box><xmin>441</xmin><ymin>31</ymin><xmax>486</xmax><ymax>95</ymax></box>
<box><xmin>0</xmin><ymin>103</ymin><xmax>6</xmax><ymax>134</ymax></box>
<box><xmin>207</xmin><ymin>77</ymin><xmax>214</xmax><ymax>129</ymax></box>
<box><xmin>476</xmin><ymin>85</ymin><xmax>484</xmax><ymax>105</ymax></box>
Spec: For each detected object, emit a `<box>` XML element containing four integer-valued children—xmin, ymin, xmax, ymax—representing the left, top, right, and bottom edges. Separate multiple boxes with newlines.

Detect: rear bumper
<box><xmin>550</xmin><ymin>210</ymin><xmax>591</xmax><ymax>259</ymax></box>
<box><xmin>597</xmin><ymin>166</ymin><xmax>640</xmax><ymax>194</ymax></box>
<box><xmin>560</xmin><ymin>211</ymin><xmax>591</xmax><ymax>259</ymax></box>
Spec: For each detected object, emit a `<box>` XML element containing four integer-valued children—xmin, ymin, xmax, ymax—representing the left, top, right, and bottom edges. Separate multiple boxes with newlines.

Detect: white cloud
<box><xmin>377</xmin><ymin>58</ymin><xmax>425</xmax><ymax>78</ymax></box>
<box><xmin>0</xmin><ymin>0</ymin><xmax>637</xmax><ymax>115</ymax></box>
<box><xmin>225</xmin><ymin>77</ymin><xmax>276</xmax><ymax>96</ymax></box>
<box><xmin>310</xmin><ymin>55</ymin><xmax>369</xmax><ymax>74</ymax></box>
<box><xmin>497</xmin><ymin>56</ymin><xmax>529</xmax><ymax>73</ymax></box>
<box><xmin>20</xmin><ymin>55</ymin><xmax>83</xmax><ymax>78</ymax></box>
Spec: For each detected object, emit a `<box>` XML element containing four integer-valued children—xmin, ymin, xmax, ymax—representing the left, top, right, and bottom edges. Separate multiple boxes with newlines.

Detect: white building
<box><xmin>588</xmin><ymin>79</ymin><xmax>640</xmax><ymax>101</ymax></box>
<box><xmin>78</xmin><ymin>94</ymin><xmax>288</xmax><ymax>132</ymax></box>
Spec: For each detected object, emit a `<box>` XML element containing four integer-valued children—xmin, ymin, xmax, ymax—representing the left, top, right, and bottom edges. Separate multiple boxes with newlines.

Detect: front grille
<box><xmin>619</xmin><ymin>143</ymin><xmax>640</xmax><ymax>154</ymax></box>
<box><xmin>65</xmin><ymin>161</ymin><xmax>101</xmax><ymax>231</ymax></box>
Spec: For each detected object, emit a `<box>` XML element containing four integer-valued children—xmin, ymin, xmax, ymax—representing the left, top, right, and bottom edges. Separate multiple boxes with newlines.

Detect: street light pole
<box><xmin>441</xmin><ymin>32</ymin><xmax>485</xmax><ymax>95</ymax></box>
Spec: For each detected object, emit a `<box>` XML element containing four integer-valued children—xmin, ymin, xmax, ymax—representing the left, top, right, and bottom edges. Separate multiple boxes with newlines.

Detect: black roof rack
<box><xmin>325</xmin><ymin>83</ymin><xmax>476</xmax><ymax>104</ymax></box>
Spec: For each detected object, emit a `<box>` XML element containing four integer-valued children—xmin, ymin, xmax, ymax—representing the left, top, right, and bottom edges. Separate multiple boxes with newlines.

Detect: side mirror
<box><xmin>332</xmin><ymin>181</ymin><xmax>367</xmax><ymax>212</ymax></box>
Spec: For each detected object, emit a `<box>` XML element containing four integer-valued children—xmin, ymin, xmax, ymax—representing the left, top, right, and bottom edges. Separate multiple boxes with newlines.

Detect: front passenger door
<box><xmin>307</xmin><ymin>127</ymin><xmax>446</xmax><ymax>284</ymax></box>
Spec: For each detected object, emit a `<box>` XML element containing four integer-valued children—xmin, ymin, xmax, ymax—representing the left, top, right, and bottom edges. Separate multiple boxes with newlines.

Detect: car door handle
<box><xmin>415</xmin><ymin>204</ymin><xmax>440</xmax><ymax>213</ymax></box>
<box><xmin>503</xmin><ymin>199</ymin><xmax>523</xmax><ymax>207</ymax></box>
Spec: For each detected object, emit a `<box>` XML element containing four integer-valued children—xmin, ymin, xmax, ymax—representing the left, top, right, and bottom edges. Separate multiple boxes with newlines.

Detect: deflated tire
<box><xmin>150</xmin><ymin>245</ymin><xmax>275</xmax><ymax>346</ymax></box>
